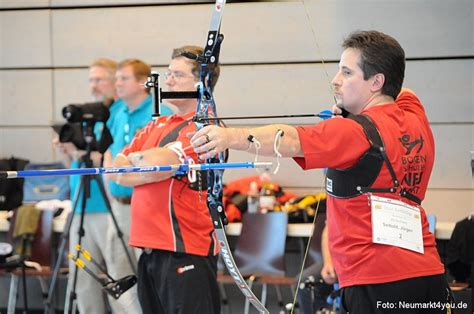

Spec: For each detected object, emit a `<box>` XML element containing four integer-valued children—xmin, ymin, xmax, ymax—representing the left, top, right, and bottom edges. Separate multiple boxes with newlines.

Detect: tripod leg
<box><xmin>66</xmin><ymin>174</ymin><xmax>90</xmax><ymax>314</ymax></box>
<box><xmin>21</xmin><ymin>261</ymin><xmax>28</xmax><ymax>313</ymax></box>
<box><xmin>7</xmin><ymin>274</ymin><xmax>19</xmax><ymax>314</ymax></box>
<box><xmin>44</xmin><ymin>179</ymin><xmax>81</xmax><ymax>314</ymax></box>
<box><xmin>95</xmin><ymin>175</ymin><xmax>137</xmax><ymax>274</ymax></box>
<box><xmin>20</xmin><ymin>237</ymin><xmax>29</xmax><ymax>313</ymax></box>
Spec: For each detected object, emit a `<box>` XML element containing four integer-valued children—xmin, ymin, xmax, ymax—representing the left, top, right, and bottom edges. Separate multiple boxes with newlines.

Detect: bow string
<box><xmin>288</xmin><ymin>1</ymin><xmax>341</xmax><ymax>312</ymax></box>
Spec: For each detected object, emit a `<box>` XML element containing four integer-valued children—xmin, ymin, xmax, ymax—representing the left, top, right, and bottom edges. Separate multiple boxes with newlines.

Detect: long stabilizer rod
<box><xmin>0</xmin><ymin>162</ymin><xmax>273</xmax><ymax>179</ymax></box>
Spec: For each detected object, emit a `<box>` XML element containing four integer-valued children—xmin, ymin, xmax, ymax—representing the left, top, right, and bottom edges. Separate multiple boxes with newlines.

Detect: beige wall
<box><xmin>0</xmin><ymin>0</ymin><xmax>472</xmax><ymax>222</ymax></box>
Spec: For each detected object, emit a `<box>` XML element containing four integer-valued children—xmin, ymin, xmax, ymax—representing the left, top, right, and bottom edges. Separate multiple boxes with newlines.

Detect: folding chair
<box><xmin>219</xmin><ymin>212</ymin><xmax>291</xmax><ymax>313</ymax></box>
<box><xmin>2</xmin><ymin>209</ymin><xmax>55</xmax><ymax>313</ymax></box>
<box><xmin>295</xmin><ymin>212</ymin><xmax>334</xmax><ymax>313</ymax></box>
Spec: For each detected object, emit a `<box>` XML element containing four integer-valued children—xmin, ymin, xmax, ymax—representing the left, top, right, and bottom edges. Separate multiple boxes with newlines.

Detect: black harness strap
<box><xmin>326</xmin><ymin>114</ymin><xmax>421</xmax><ymax>205</ymax></box>
<box><xmin>158</xmin><ymin>119</ymin><xmax>191</xmax><ymax>147</ymax></box>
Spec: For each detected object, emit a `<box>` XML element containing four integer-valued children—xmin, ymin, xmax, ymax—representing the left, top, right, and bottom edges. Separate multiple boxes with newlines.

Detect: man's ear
<box><xmin>371</xmin><ymin>73</ymin><xmax>385</xmax><ymax>92</ymax></box>
<box><xmin>139</xmin><ymin>78</ymin><xmax>148</xmax><ymax>90</ymax></box>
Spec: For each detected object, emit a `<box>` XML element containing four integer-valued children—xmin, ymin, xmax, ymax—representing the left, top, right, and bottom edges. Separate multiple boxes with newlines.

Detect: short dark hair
<box><xmin>171</xmin><ymin>45</ymin><xmax>221</xmax><ymax>90</ymax></box>
<box><xmin>342</xmin><ymin>31</ymin><xmax>405</xmax><ymax>99</ymax></box>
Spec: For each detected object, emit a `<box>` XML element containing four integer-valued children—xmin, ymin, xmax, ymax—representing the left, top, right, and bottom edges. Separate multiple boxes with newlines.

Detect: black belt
<box><xmin>115</xmin><ymin>197</ymin><xmax>131</xmax><ymax>205</ymax></box>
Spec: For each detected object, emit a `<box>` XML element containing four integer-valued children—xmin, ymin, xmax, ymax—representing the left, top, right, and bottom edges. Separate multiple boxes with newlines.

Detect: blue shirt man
<box><xmin>107</xmin><ymin>96</ymin><xmax>172</xmax><ymax>197</ymax></box>
<box><xmin>59</xmin><ymin>59</ymin><xmax>144</xmax><ymax>314</ymax></box>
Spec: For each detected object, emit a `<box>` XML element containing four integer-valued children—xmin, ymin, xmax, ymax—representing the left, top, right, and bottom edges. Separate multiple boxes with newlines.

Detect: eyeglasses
<box><xmin>164</xmin><ymin>70</ymin><xmax>194</xmax><ymax>81</ymax></box>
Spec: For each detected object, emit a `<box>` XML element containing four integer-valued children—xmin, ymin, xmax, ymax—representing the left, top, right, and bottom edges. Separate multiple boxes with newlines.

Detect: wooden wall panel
<box><xmin>0</xmin><ymin>70</ymin><xmax>53</xmax><ymax>125</ymax></box>
<box><xmin>0</xmin><ymin>0</ymin><xmax>211</xmax><ymax>9</ymax></box>
<box><xmin>53</xmin><ymin>68</ymin><xmax>91</xmax><ymax>123</ymax></box>
<box><xmin>0</xmin><ymin>128</ymin><xmax>53</xmax><ymax>162</ymax></box>
<box><xmin>213</xmin><ymin>60</ymin><xmax>473</xmax><ymax>125</ymax></box>
<box><xmin>303</xmin><ymin>0</ymin><xmax>473</xmax><ymax>60</ymax></box>
<box><xmin>0</xmin><ymin>60</ymin><xmax>474</xmax><ymax>129</ymax></box>
<box><xmin>0</xmin><ymin>0</ymin><xmax>49</xmax><ymax>9</ymax></box>
<box><xmin>51</xmin><ymin>5</ymin><xmax>212</xmax><ymax>67</ymax></box>
<box><xmin>215</xmin><ymin>63</ymin><xmax>336</xmax><ymax>124</ymax></box>
<box><xmin>50</xmin><ymin>0</ymin><xmax>473</xmax><ymax>67</ymax></box>
<box><xmin>51</xmin><ymin>0</ymin><xmax>210</xmax><ymax>6</ymax></box>
<box><xmin>0</xmin><ymin>10</ymin><xmax>52</xmax><ymax>67</ymax></box>
<box><xmin>404</xmin><ymin>60</ymin><xmax>473</xmax><ymax>123</ymax></box>
<box><xmin>430</xmin><ymin>125</ymin><xmax>474</xmax><ymax>189</ymax></box>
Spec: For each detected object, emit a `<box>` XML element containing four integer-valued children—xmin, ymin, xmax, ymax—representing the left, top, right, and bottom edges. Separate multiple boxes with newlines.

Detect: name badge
<box><xmin>370</xmin><ymin>195</ymin><xmax>424</xmax><ymax>254</ymax></box>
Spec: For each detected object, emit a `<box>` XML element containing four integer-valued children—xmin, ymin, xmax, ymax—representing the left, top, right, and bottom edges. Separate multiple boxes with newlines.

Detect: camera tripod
<box><xmin>44</xmin><ymin>122</ymin><xmax>136</xmax><ymax>314</ymax></box>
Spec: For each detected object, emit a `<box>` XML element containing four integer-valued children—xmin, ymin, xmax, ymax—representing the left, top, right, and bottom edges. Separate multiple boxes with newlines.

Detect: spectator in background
<box><xmin>55</xmin><ymin>58</ymin><xmax>141</xmax><ymax>313</ymax></box>
<box><xmin>103</xmin><ymin>59</ymin><xmax>173</xmax><ymax>260</ymax></box>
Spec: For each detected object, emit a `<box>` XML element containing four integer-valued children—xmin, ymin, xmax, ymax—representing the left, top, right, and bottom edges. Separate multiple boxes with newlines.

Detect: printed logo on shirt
<box><xmin>399</xmin><ymin>134</ymin><xmax>426</xmax><ymax>195</ymax></box>
<box><xmin>177</xmin><ymin>264</ymin><xmax>195</xmax><ymax>274</ymax></box>
<box><xmin>399</xmin><ymin>134</ymin><xmax>424</xmax><ymax>155</ymax></box>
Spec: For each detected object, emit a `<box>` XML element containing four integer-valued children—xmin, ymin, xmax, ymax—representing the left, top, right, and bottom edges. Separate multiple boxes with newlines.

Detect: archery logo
<box><xmin>399</xmin><ymin>133</ymin><xmax>426</xmax><ymax>195</ymax></box>
<box><xmin>399</xmin><ymin>134</ymin><xmax>424</xmax><ymax>155</ymax></box>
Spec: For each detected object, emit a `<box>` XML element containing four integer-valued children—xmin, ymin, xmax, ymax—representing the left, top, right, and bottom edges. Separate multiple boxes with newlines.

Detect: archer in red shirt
<box><xmin>112</xmin><ymin>46</ymin><xmax>221</xmax><ymax>314</ymax></box>
<box><xmin>191</xmin><ymin>31</ymin><xmax>452</xmax><ymax>313</ymax></box>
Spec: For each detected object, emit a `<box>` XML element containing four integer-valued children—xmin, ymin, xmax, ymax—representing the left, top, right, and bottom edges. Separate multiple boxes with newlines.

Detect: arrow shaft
<box><xmin>198</xmin><ymin>113</ymin><xmax>327</xmax><ymax>121</ymax></box>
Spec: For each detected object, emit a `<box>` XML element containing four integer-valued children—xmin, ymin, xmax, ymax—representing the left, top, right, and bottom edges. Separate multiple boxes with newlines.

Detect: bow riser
<box><xmin>194</xmin><ymin>0</ymin><xmax>269</xmax><ymax>312</ymax></box>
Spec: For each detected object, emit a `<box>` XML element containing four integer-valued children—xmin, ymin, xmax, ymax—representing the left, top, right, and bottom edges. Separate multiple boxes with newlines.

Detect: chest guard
<box><xmin>325</xmin><ymin>114</ymin><xmax>421</xmax><ymax>205</ymax></box>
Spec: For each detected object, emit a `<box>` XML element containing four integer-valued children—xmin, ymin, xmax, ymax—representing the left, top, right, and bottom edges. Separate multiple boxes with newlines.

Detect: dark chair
<box><xmin>295</xmin><ymin>212</ymin><xmax>333</xmax><ymax>313</ymax></box>
<box><xmin>2</xmin><ymin>208</ymin><xmax>55</xmax><ymax>313</ymax></box>
<box><xmin>218</xmin><ymin>212</ymin><xmax>291</xmax><ymax>313</ymax></box>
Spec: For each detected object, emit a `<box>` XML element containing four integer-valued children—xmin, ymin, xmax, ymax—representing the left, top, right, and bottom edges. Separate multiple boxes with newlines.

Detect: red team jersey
<box><xmin>294</xmin><ymin>91</ymin><xmax>445</xmax><ymax>288</ymax></box>
<box><xmin>120</xmin><ymin>112</ymin><xmax>217</xmax><ymax>257</ymax></box>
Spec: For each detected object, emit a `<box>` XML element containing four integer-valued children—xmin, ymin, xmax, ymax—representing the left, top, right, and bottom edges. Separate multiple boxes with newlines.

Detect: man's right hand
<box><xmin>320</xmin><ymin>263</ymin><xmax>337</xmax><ymax>284</ymax></box>
<box><xmin>332</xmin><ymin>104</ymin><xmax>342</xmax><ymax>115</ymax></box>
<box><xmin>53</xmin><ymin>137</ymin><xmax>77</xmax><ymax>158</ymax></box>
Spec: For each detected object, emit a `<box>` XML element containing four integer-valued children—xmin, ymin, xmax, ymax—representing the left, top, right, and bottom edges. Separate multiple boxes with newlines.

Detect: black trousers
<box><xmin>137</xmin><ymin>249</ymin><xmax>220</xmax><ymax>314</ymax></box>
<box><xmin>341</xmin><ymin>274</ymin><xmax>454</xmax><ymax>314</ymax></box>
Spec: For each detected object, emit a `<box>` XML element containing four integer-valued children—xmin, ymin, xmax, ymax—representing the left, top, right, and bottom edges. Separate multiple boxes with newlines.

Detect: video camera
<box><xmin>62</xmin><ymin>101</ymin><xmax>110</xmax><ymax>123</ymax></box>
<box><xmin>55</xmin><ymin>101</ymin><xmax>113</xmax><ymax>154</ymax></box>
